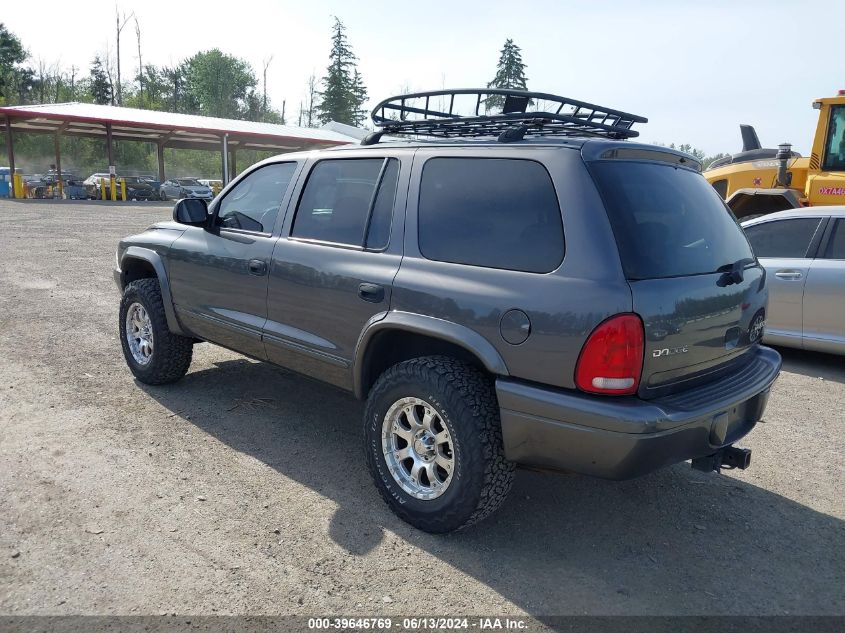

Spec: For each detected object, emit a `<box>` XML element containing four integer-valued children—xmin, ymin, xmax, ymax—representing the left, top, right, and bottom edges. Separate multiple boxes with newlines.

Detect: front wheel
<box><xmin>364</xmin><ymin>356</ymin><xmax>515</xmax><ymax>533</ymax></box>
<box><xmin>119</xmin><ymin>278</ymin><xmax>193</xmax><ymax>385</ymax></box>
<box><xmin>159</xmin><ymin>189</ymin><xmax>167</xmax><ymax>201</ymax></box>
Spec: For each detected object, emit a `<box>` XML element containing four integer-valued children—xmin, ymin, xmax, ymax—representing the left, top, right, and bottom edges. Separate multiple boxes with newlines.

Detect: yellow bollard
<box><xmin>120</xmin><ymin>178</ymin><xmax>127</xmax><ymax>201</ymax></box>
<box><xmin>12</xmin><ymin>174</ymin><xmax>22</xmax><ymax>198</ymax></box>
<box><xmin>110</xmin><ymin>175</ymin><xmax>117</xmax><ymax>202</ymax></box>
<box><xmin>100</xmin><ymin>179</ymin><xmax>106</xmax><ymax>200</ymax></box>
<box><xmin>57</xmin><ymin>179</ymin><xmax>64</xmax><ymax>198</ymax></box>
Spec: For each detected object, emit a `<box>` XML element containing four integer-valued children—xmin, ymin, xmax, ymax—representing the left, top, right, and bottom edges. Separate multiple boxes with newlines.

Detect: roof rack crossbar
<box><xmin>369</xmin><ymin>89</ymin><xmax>646</xmax><ymax>143</ymax></box>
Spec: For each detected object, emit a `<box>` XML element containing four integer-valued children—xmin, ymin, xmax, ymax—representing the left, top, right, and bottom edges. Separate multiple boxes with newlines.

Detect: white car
<box><xmin>197</xmin><ymin>179</ymin><xmax>223</xmax><ymax>192</ymax></box>
<box><xmin>742</xmin><ymin>207</ymin><xmax>845</xmax><ymax>355</ymax></box>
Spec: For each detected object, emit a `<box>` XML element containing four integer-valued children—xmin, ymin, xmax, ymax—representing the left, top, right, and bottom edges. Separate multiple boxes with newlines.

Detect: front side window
<box><xmin>744</xmin><ymin>218</ymin><xmax>822</xmax><ymax>259</ymax></box>
<box><xmin>822</xmin><ymin>105</ymin><xmax>845</xmax><ymax>171</ymax></box>
<box><xmin>215</xmin><ymin>162</ymin><xmax>296</xmax><ymax>233</ymax></box>
<box><xmin>418</xmin><ymin>158</ymin><xmax>564</xmax><ymax>273</ymax></box>
<box><xmin>292</xmin><ymin>158</ymin><xmax>399</xmax><ymax>247</ymax></box>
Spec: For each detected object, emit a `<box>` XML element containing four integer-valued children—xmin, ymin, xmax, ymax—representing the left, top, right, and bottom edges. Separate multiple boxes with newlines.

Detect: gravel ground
<box><xmin>0</xmin><ymin>200</ymin><xmax>843</xmax><ymax>617</ymax></box>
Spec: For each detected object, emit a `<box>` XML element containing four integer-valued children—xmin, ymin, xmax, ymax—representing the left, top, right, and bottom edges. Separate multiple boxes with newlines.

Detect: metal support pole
<box><xmin>54</xmin><ymin>133</ymin><xmax>63</xmax><ymax>198</ymax></box>
<box><xmin>157</xmin><ymin>141</ymin><xmax>166</xmax><ymax>183</ymax></box>
<box><xmin>229</xmin><ymin>147</ymin><xmax>237</xmax><ymax>180</ymax></box>
<box><xmin>221</xmin><ymin>134</ymin><xmax>230</xmax><ymax>185</ymax></box>
<box><xmin>106</xmin><ymin>123</ymin><xmax>116</xmax><ymax>201</ymax></box>
<box><xmin>5</xmin><ymin>116</ymin><xmax>16</xmax><ymax>198</ymax></box>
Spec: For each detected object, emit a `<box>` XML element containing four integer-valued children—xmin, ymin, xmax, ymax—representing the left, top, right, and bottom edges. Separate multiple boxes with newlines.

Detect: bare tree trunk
<box><xmin>135</xmin><ymin>17</ymin><xmax>143</xmax><ymax>106</ymax></box>
<box><xmin>262</xmin><ymin>55</ymin><xmax>273</xmax><ymax>121</ymax></box>
<box><xmin>104</xmin><ymin>46</ymin><xmax>116</xmax><ymax>104</ymax></box>
<box><xmin>37</xmin><ymin>58</ymin><xmax>46</xmax><ymax>103</ymax></box>
<box><xmin>305</xmin><ymin>73</ymin><xmax>317</xmax><ymax>127</ymax></box>
<box><xmin>115</xmin><ymin>7</ymin><xmax>134</xmax><ymax>106</ymax></box>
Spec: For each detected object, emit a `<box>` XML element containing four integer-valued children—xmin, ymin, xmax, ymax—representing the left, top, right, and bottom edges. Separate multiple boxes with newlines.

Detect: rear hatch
<box><xmin>588</xmin><ymin>153</ymin><xmax>766</xmax><ymax>399</ymax></box>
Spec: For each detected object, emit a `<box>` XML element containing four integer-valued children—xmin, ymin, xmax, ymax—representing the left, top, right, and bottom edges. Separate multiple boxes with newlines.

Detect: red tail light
<box><xmin>575</xmin><ymin>314</ymin><xmax>644</xmax><ymax>395</ymax></box>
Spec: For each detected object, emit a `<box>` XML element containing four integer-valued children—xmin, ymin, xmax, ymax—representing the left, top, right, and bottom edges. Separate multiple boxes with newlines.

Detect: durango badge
<box><xmin>652</xmin><ymin>346</ymin><xmax>689</xmax><ymax>358</ymax></box>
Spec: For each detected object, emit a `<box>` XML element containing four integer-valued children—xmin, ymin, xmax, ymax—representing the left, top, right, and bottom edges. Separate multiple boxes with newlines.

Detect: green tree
<box><xmin>89</xmin><ymin>56</ymin><xmax>113</xmax><ymax>105</ymax></box>
<box><xmin>183</xmin><ymin>49</ymin><xmax>256</xmax><ymax>118</ymax></box>
<box><xmin>316</xmin><ymin>17</ymin><xmax>368</xmax><ymax>126</ymax></box>
<box><xmin>485</xmin><ymin>38</ymin><xmax>528</xmax><ymax>111</ymax></box>
<box><xmin>350</xmin><ymin>69</ymin><xmax>368</xmax><ymax>127</ymax></box>
<box><xmin>0</xmin><ymin>23</ymin><xmax>30</xmax><ymax>105</ymax></box>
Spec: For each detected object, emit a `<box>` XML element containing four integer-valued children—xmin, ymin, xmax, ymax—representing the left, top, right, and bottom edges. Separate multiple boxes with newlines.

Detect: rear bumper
<box><xmin>497</xmin><ymin>345</ymin><xmax>781</xmax><ymax>479</ymax></box>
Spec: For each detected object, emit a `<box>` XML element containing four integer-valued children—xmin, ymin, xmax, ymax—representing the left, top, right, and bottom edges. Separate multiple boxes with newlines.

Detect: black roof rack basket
<box><xmin>367</xmin><ymin>89</ymin><xmax>647</xmax><ymax>144</ymax></box>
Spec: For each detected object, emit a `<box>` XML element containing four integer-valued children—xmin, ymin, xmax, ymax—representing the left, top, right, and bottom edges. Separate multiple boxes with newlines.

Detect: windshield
<box><xmin>123</xmin><ymin>177</ymin><xmax>141</xmax><ymax>184</ymax></box>
<box><xmin>823</xmin><ymin>105</ymin><xmax>845</xmax><ymax>171</ymax></box>
<box><xmin>589</xmin><ymin>161</ymin><xmax>753</xmax><ymax>280</ymax></box>
<box><xmin>177</xmin><ymin>179</ymin><xmax>201</xmax><ymax>186</ymax></box>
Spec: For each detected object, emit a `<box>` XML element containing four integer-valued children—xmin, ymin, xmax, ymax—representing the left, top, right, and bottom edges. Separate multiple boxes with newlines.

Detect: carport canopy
<box><xmin>1</xmin><ymin>102</ymin><xmax>355</xmax><ymax>189</ymax></box>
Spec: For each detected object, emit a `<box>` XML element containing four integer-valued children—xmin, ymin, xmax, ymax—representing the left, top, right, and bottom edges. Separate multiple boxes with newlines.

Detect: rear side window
<box><xmin>292</xmin><ymin>158</ymin><xmax>399</xmax><ymax>247</ymax></box>
<box><xmin>744</xmin><ymin>218</ymin><xmax>821</xmax><ymax>258</ymax></box>
<box><xmin>589</xmin><ymin>161</ymin><xmax>754</xmax><ymax>280</ymax></box>
<box><xmin>418</xmin><ymin>158</ymin><xmax>564</xmax><ymax>273</ymax></box>
<box><xmin>824</xmin><ymin>219</ymin><xmax>845</xmax><ymax>259</ymax></box>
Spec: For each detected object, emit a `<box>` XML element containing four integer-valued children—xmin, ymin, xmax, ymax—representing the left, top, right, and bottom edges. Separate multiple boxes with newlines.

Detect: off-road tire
<box><xmin>119</xmin><ymin>278</ymin><xmax>193</xmax><ymax>385</ymax></box>
<box><xmin>364</xmin><ymin>356</ymin><xmax>515</xmax><ymax>533</ymax></box>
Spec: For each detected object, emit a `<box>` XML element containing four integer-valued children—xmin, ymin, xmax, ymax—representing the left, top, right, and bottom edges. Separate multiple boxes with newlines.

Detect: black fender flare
<box><xmin>119</xmin><ymin>246</ymin><xmax>185</xmax><ymax>336</ymax></box>
<box><xmin>352</xmin><ymin>311</ymin><xmax>509</xmax><ymax>399</ymax></box>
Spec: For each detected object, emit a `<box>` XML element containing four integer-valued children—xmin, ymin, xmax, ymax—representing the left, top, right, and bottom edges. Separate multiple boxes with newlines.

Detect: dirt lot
<box><xmin>0</xmin><ymin>200</ymin><xmax>843</xmax><ymax>617</ymax></box>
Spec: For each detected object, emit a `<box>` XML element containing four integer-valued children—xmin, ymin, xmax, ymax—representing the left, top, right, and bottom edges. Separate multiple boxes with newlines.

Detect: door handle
<box><xmin>358</xmin><ymin>282</ymin><xmax>385</xmax><ymax>303</ymax></box>
<box><xmin>774</xmin><ymin>270</ymin><xmax>803</xmax><ymax>280</ymax></box>
<box><xmin>248</xmin><ymin>259</ymin><xmax>267</xmax><ymax>276</ymax></box>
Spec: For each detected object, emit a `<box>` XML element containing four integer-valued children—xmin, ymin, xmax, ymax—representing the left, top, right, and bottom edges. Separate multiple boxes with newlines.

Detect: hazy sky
<box><xmin>5</xmin><ymin>0</ymin><xmax>839</xmax><ymax>155</ymax></box>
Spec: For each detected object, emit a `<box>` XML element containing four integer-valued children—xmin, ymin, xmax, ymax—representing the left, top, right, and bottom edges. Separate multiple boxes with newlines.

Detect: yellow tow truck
<box><xmin>705</xmin><ymin>90</ymin><xmax>845</xmax><ymax>219</ymax></box>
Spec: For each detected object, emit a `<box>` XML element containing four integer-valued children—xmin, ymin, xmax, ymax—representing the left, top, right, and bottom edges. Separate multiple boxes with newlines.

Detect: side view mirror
<box><xmin>173</xmin><ymin>198</ymin><xmax>208</xmax><ymax>226</ymax></box>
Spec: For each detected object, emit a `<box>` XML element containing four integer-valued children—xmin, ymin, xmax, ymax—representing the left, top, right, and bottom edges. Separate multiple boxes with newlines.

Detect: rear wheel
<box><xmin>364</xmin><ymin>356</ymin><xmax>515</xmax><ymax>533</ymax></box>
<box><xmin>119</xmin><ymin>278</ymin><xmax>193</xmax><ymax>385</ymax></box>
<box><xmin>159</xmin><ymin>189</ymin><xmax>167</xmax><ymax>201</ymax></box>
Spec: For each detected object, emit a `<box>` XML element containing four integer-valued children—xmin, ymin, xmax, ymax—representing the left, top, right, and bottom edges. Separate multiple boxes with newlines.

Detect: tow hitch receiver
<box><xmin>691</xmin><ymin>446</ymin><xmax>752</xmax><ymax>473</ymax></box>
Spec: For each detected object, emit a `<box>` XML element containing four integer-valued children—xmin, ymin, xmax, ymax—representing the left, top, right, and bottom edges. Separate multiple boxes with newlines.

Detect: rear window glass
<box><xmin>589</xmin><ymin>161</ymin><xmax>753</xmax><ymax>280</ymax></box>
<box><xmin>418</xmin><ymin>158</ymin><xmax>564</xmax><ymax>273</ymax></box>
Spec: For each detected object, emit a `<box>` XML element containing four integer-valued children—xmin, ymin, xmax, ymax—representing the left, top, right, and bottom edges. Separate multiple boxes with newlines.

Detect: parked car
<box><xmin>159</xmin><ymin>178</ymin><xmax>213</xmax><ymax>201</ymax></box>
<box><xmin>83</xmin><ymin>173</ymin><xmax>112</xmax><ymax>199</ymax></box>
<box><xmin>139</xmin><ymin>176</ymin><xmax>162</xmax><ymax>199</ymax></box>
<box><xmin>114</xmin><ymin>89</ymin><xmax>781</xmax><ymax>533</ymax></box>
<box><xmin>44</xmin><ymin>171</ymin><xmax>86</xmax><ymax>199</ymax></box>
<box><xmin>120</xmin><ymin>176</ymin><xmax>156</xmax><ymax>200</ymax></box>
<box><xmin>197</xmin><ymin>179</ymin><xmax>223</xmax><ymax>195</ymax></box>
<box><xmin>742</xmin><ymin>208</ymin><xmax>845</xmax><ymax>355</ymax></box>
<box><xmin>23</xmin><ymin>174</ymin><xmax>47</xmax><ymax>198</ymax></box>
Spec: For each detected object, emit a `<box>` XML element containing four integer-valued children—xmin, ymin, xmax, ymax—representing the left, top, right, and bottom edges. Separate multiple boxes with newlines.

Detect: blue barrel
<box><xmin>0</xmin><ymin>167</ymin><xmax>11</xmax><ymax>198</ymax></box>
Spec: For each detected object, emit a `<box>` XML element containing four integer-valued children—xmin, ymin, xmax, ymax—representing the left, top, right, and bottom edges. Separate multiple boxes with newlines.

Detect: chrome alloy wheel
<box><xmin>125</xmin><ymin>302</ymin><xmax>154</xmax><ymax>365</ymax></box>
<box><xmin>381</xmin><ymin>397</ymin><xmax>454</xmax><ymax>500</ymax></box>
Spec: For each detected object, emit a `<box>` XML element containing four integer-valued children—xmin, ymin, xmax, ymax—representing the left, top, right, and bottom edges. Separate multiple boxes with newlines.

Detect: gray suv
<box><xmin>115</xmin><ymin>90</ymin><xmax>781</xmax><ymax>532</ymax></box>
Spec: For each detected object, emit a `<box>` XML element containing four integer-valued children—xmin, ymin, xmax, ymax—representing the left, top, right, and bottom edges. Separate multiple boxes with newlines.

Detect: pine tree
<box><xmin>316</xmin><ymin>17</ymin><xmax>368</xmax><ymax>126</ymax></box>
<box><xmin>350</xmin><ymin>69</ymin><xmax>368</xmax><ymax>127</ymax></box>
<box><xmin>485</xmin><ymin>38</ymin><xmax>528</xmax><ymax>112</ymax></box>
<box><xmin>89</xmin><ymin>55</ymin><xmax>112</xmax><ymax>105</ymax></box>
